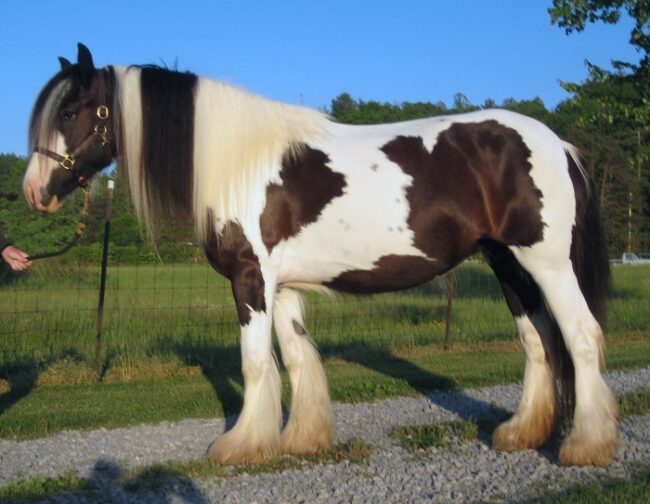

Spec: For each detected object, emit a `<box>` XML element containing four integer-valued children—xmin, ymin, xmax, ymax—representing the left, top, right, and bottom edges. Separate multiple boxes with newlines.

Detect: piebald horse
<box><xmin>23</xmin><ymin>44</ymin><xmax>617</xmax><ymax>466</ymax></box>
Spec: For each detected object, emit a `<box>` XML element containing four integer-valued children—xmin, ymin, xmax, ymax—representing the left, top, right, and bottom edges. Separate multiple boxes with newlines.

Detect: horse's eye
<box><xmin>62</xmin><ymin>110</ymin><xmax>77</xmax><ymax>122</ymax></box>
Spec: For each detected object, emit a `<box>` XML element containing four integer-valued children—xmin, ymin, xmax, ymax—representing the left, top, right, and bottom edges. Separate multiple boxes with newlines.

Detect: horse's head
<box><xmin>24</xmin><ymin>43</ymin><xmax>115</xmax><ymax>213</ymax></box>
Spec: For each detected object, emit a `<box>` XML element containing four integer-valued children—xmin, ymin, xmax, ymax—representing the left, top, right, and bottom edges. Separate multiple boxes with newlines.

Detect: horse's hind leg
<box><xmin>483</xmin><ymin>242</ymin><xmax>558</xmax><ymax>450</ymax></box>
<box><xmin>207</xmin><ymin>269</ymin><xmax>282</xmax><ymax>465</ymax></box>
<box><xmin>515</xmin><ymin>252</ymin><xmax>618</xmax><ymax>466</ymax></box>
<box><xmin>273</xmin><ymin>288</ymin><xmax>333</xmax><ymax>455</ymax></box>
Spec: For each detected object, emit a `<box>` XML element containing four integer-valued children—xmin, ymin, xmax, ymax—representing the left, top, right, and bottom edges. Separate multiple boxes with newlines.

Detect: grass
<box><xmin>0</xmin><ymin>335</ymin><xmax>647</xmax><ymax>440</ymax></box>
<box><xmin>2</xmin><ymin>263</ymin><xmax>649</xmax><ymax>367</ymax></box>
<box><xmin>618</xmin><ymin>388</ymin><xmax>650</xmax><ymax>417</ymax></box>
<box><xmin>527</xmin><ymin>467</ymin><xmax>650</xmax><ymax>503</ymax></box>
<box><xmin>393</xmin><ymin>420</ymin><xmax>478</xmax><ymax>450</ymax></box>
<box><xmin>0</xmin><ymin>262</ymin><xmax>648</xmax><ymax>438</ymax></box>
<box><xmin>0</xmin><ymin>472</ymin><xmax>93</xmax><ymax>502</ymax></box>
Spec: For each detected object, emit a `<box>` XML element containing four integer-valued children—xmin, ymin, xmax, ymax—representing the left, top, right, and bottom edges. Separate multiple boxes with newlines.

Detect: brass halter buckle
<box><xmin>96</xmin><ymin>105</ymin><xmax>110</xmax><ymax>120</ymax></box>
<box><xmin>60</xmin><ymin>154</ymin><xmax>76</xmax><ymax>171</ymax></box>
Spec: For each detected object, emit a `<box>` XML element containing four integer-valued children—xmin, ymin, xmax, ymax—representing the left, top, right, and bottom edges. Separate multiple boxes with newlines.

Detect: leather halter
<box><xmin>34</xmin><ymin>70</ymin><xmax>113</xmax><ymax>192</ymax></box>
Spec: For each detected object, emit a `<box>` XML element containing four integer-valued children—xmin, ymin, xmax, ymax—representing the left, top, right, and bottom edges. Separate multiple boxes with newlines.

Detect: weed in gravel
<box><xmin>525</xmin><ymin>466</ymin><xmax>650</xmax><ymax>503</ymax></box>
<box><xmin>618</xmin><ymin>389</ymin><xmax>650</xmax><ymax>417</ymax></box>
<box><xmin>393</xmin><ymin>420</ymin><xmax>478</xmax><ymax>451</ymax></box>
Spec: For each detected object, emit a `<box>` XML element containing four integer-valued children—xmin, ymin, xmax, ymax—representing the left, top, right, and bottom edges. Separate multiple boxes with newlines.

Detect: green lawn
<box><xmin>0</xmin><ymin>262</ymin><xmax>649</xmax><ymax>439</ymax></box>
<box><xmin>2</xmin><ymin>262</ymin><xmax>649</xmax><ymax>367</ymax></box>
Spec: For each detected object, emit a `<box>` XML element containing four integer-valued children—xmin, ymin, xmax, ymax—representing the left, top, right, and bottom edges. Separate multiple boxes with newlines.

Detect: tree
<box><xmin>330</xmin><ymin>93</ymin><xmax>357</xmax><ymax>120</ymax></box>
<box><xmin>549</xmin><ymin>0</ymin><xmax>650</xmax><ymax>65</ymax></box>
<box><xmin>549</xmin><ymin>0</ymin><xmax>650</xmax><ymax>252</ymax></box>
<box><xmin>499</xmin><ymin>97</ymin><xmax>551</xmax><ymax>123</ymax></box>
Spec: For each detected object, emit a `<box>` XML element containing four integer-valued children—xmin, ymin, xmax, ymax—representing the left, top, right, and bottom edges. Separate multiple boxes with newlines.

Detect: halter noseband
<box><xmin>34</xmin><ymin>71</ymin><xmax>112</xmax><ymax>192</ymax></box>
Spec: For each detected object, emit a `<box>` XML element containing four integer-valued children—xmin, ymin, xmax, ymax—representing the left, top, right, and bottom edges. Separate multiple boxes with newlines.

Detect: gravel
<box><xmin>1</xmin><ymin>366</ymin><xmax>649</xmax><ymax>503</ymax></box>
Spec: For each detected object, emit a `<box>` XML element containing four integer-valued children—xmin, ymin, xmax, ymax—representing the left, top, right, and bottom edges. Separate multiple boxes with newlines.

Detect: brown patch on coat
<box><xmin>203</xmin><ymin>212</ymin><xmax>265</xmax><ymax>325</ymax></box>
<box><xmin>325</xmin><ymin>254</ymin><xmax>442</xmax><ymax>294</ymax></box>
<box><xmin>380</xmin><ymin>121</ymin><xmax>544</xmax><ymax>264</ymax></box>
<box><xmin>326</xmin><ymin>121</ymin><xmax>545</xmax><ymax>294</ymax></box>
<box><xmin>260</xmin><ymin>144</ymin><xmax>346</xmax><ymax>253</ymax></box>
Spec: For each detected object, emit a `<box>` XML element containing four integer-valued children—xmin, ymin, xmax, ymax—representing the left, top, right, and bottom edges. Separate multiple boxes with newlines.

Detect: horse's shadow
<box><xmin>319</xmin><ymin>342</ymin><xmax>513</xmax><ymax>444</ymax></box>
<box><xmin>0</xmin><ymin>358</ymin><xmax>40</xmax><ymax>419</ymax></box>
<box><xmin>159</xmin><ymin>334</ymin><xmax>515</xmax><ymax>444</ymax></box>
<box><xmin>155</xmin><ymin>339</ymin><xmax>244</xmax><ymax>427</ymax></box>
<box><xmin>0</xmin><ymin>349</ymin><xmax>90</xmax><ymax>421</ymax></box>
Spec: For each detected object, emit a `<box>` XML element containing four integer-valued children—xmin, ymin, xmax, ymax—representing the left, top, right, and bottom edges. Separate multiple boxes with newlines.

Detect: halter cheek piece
<box><xmin>34</xmin><ymin>72</ymin><xmax>112</xmax><ymax>193</ymax></box>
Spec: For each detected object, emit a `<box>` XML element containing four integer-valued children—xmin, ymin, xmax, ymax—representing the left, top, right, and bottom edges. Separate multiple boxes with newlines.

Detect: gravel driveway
<box><xmin>1</xmin><ymin>366</ymin><xmax>649</xmax><ymax>503</ymax></box>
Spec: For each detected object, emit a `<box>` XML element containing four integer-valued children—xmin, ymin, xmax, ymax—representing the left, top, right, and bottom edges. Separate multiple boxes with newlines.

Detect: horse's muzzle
<box><xmin>24</xmin><ymin>179</ymin><xmax>60</xmax><ymax>213</ymax></box>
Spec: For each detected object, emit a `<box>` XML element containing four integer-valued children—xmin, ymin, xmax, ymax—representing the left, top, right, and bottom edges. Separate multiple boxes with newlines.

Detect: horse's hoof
<box><xmin>558</xmin><ymin>432</ymin><xmax>618</xmax><ymax>467</ymax></box>
<box><xmin>207</xmin><ymin>434</ymin><xmax>278</xmax><ymax>465</ymax></box>
<box><xmin>280</xmin><ymin>422</ymin><xmax>333</xmax><ymax>456</ymax></box>
<box><xmin>492</xmin><ymin>410</ymin><xmax>555</xmax><ymax>451</ymax></box>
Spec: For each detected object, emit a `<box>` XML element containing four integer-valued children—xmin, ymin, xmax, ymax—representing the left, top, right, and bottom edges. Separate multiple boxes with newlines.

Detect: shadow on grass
<box><xmin>0</xmin><ymin>349</ymin><xmax>87</xmax><ymax>420</ymax></box>
<box><xmin>0</xmin><ymin>358</ymin><xmax>40</xmax><ymax>419</ymax></box>
<box><xmin>323</xmin><ymin>343</ymin><xmax>512</xmax><ymax>427</ymax></box>
<box><xmin>150</xmin><ymin>334</ymin><xmax>514</xmax><ymax>441</ymax></box>
<box><xmin>155</xmin><ymin>339</ymin><xmax>244</xmax><ymax>423</ymax></box>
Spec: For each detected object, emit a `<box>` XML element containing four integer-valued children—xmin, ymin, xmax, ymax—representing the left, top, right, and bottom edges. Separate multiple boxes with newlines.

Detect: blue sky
<box><xmin>0</xmin><ymin>0</ymin><xmax>640</xmax><ymax>155</ymax></box>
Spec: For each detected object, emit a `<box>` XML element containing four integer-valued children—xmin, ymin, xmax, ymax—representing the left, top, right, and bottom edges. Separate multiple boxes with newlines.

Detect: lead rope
<box><xmin>0</xmin><ymin>192</ymin><xmax>89</xmax><ymax>283</ymax></box>
<box><xmin>26</xmin><ymin>190</ymin><xmax>90</xmax><ymax>261</ymax></box>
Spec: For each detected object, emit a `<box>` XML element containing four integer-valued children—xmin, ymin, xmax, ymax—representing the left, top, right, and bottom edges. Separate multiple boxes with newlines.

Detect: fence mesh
<box><xmin>2</xmin><ymin>212</ymin><xmax>649</xmax><ymax>372</ymax></box>
<box><xmin>0</xmin><ymin>244</ymin><xmax>512</xmax><ymax>368</ymax></box>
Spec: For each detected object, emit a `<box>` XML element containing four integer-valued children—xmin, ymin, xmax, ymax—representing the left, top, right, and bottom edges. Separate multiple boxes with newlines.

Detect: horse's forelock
<box><xmin>29</xmin><ymin>70</ymin><xmax>75</xmax><ymax>154</ymax></box>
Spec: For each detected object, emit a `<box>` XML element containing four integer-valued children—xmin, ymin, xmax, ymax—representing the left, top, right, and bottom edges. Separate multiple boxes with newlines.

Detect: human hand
<box><xmin>1</xmin><ymin>245</ymin><xmax>33</xmax><ymax>272</ymax></box>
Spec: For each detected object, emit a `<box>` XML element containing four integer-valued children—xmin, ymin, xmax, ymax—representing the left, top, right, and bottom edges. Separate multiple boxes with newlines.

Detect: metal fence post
<box><xmin>443</xmin><ymin>271</ymin><xmax>456</xmax><ymax>350</ymax></box>
<box><xmin>95</xmin><ymin>179</ymin><xmax>114</xmax><ymax>376</ymax></box>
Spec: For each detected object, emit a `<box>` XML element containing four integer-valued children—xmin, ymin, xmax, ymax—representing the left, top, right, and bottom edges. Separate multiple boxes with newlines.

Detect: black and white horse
<box><xmin>23</xmin><ymin>44</ymin><xmax>617</xmax><ymax>466</ymax></box>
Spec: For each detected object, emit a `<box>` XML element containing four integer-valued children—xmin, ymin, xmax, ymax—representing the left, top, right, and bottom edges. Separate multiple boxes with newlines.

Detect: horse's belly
<box><xmin>275</xmin><ymin>204</ymin><xmax>446</xmax><ymax>292</ymax></box>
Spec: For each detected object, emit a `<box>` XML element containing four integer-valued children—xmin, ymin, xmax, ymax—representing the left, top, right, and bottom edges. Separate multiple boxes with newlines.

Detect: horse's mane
<box><xmin>114</xmin><ymin>65</ymin><xmax>327</xmax><ymax>244</ymax></box>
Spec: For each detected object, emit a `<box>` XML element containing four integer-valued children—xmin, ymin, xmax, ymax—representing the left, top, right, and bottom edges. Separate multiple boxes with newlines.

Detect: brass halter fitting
<box><xmin>60</xmin><ymin>154</ymin><xmax>76</xmax><ymax>171</ymax></box>
<box><xmin>96</xmin><ymin>105</ymin><xmax>109</xmax><ymax>120</ymax></box>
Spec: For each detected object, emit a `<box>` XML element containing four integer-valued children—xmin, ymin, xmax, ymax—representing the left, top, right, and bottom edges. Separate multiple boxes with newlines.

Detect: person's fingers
<box><xmin>8</xmin><ymin>258</ymin><xmax>28</xmax><ymax>271</ymax></box>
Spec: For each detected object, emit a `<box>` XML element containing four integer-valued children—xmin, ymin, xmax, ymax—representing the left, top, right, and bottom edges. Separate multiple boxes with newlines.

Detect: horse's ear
<box><xmin>77</xmin><ymin>43</ymin><xmax>95</xmax><ymax>88</ymax></box>
<box><xmin>58</xmin><ymin>57</ymin><xmax>72</xmax><ymax>70</ymax></box>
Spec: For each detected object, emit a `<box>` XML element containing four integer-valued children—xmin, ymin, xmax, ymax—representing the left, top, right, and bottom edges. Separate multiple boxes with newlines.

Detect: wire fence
<box><xmin>0</xmin><ymin>244</ymin><xmax>512</xmax><ymax>370</ymax></box>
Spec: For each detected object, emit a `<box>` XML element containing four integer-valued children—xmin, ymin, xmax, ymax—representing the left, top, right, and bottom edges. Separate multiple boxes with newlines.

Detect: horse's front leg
<box><xmin>207</xmin><ymin>265</ymin><xmax>282</xmax><ymax>465</ymax></box>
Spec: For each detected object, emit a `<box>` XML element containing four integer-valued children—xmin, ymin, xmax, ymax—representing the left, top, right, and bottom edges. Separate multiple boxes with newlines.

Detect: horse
<box><xmin>23</xmin><ymin>44</ymin><xmax>618</xmax><ymax>467</ymax></box>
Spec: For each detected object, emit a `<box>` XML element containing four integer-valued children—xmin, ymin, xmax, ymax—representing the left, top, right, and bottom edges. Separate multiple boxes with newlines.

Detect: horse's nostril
<box><xmin>40</xmin><ymin>187</ymin><xmax>53</xmax><ymax>206</ymax></box>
